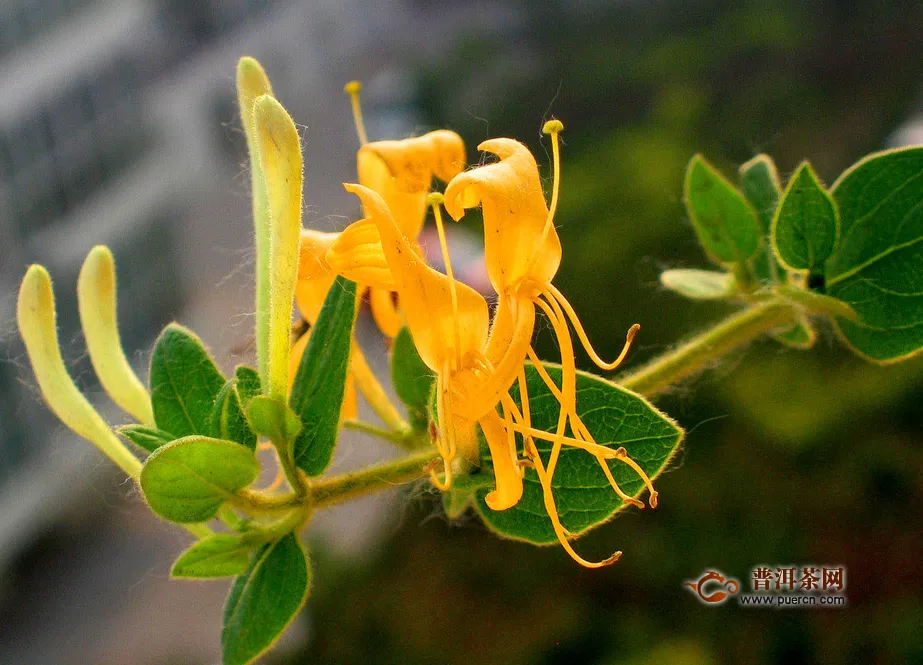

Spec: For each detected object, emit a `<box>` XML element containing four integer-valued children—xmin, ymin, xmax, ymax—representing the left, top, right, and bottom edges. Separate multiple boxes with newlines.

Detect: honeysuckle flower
<box><xmin>442</xmin><ymin>122</ymin><xmax>658</xmax><ymax>565</ymax></box>
<box><xmin>287</xmin><ymin>81</ymin><xmax>466</xmax><ymax>430</ymax></box>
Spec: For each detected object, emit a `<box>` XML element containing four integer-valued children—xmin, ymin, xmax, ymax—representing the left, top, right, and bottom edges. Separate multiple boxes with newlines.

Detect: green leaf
<box><xmin>150</xmin><ymin>324</ymin><xmax>226</xmax><ymax>437</ymax></box>
<box><xmin>171</xmin><ymin>534</ymin><xmax>253</xmax><ymax>578</ymax></box>
<box><xmin>684</xmin><ymin>155</ymin><xmax>762</xmax><ymax>265</ymax></box>
<box><xmin>140</xmin><ymin>436</ymin><xmax>259</xmax><ymax>523</ymax></box>
<box><xmin>290</xmin><ymin>276</ymin><xmax>358</xmax><ymax>476</ymax></box>
<box><xmin>739</xmin><ymin>154</ymin><xmax>783</xmax><ymax>282</ymax></box>
<box><xmin>117</xmin><ymin>424</ymin><xmax>175</xmax><ymax>453</ymax></box>
<box><xmin>660</xmin><ymin>269</ymin><xmax>735</xmax><ymax>300</ymax></box>
<box><xmin>473</xmin><ymin>363</ymin><xmax>684</xmax><ymax>544</ymax></box>
<box><xmin>222</xmin><ymin>533</ymin><xmax>310</xmax><ymax>665</ymax></box>
<box><xmin>247</xmin><ymin>396</ymin><xmax>302</xmax><ymax>443</ymax></box>
<box><xmin>772</xmin><ymin>162</ymin><xmax>839</xmax><ymax>272</ymax></box>
<box><xmin>211</xmin><ymin>381</ymin><xmax>257</xmax><ymax>451</ymax></box>
<box><xmin>391</xmin><ymin>326</ymin><xmax>435</xmax><ymax>430</ymax></box>
<box><xmin>825</xmin><ymin>146</ymin><xmax>923</xmax><ymax>362</ymax></box>
<box><xmin>235</xmin><ymin>365</ymin><xmax>262</xmax><ymax>405</ymax></box>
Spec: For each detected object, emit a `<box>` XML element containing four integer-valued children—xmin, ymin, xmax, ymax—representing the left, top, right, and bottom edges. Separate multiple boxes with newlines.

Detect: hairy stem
<box><xmin>310</xmin><ymin>450</ymin><xmax>438</xmax><ymax>509</ymax></box>
<box><xmin>619</xmin><ymin>301</ymin><xmax>796</xmax><ymax>397</ymax></box>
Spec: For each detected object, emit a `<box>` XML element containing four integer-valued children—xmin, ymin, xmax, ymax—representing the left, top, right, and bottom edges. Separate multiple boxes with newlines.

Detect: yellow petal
<box><xmin>479</xmin><ymin>407</ymin><xmax>524</xmax><ymax>511</ymax></box>
<box><xmin>77</xmin><ymin>246</ymin><xmax>155</xmax><ymax>426</ymax></box>
<box><xmin>343</xmin><ymin>183</ymin><xmax>488</xmax><ymax>374</ymax></box>
<box><xmin>443</xmin><ymin>138</ymin><xmax>562</xmax><ymax>293</ymax></box>
<box><xmin>369</xmin><ymin>287</ymin><xmax>403</xmax><ymax>338</ymax></box>
<box><xmin>326</xmin><ymin>219</ymin><xmax>397</xmax><ymax>291</ymax></box>
<box><xmin>357</xmin><ymin>130</ymin><xmax>466</xmax><ymax>238</ymax></box>
<box><xmin>295</xmin><ymin>229</ymin><xmax>338</xmax><ymax>324</ymax></box>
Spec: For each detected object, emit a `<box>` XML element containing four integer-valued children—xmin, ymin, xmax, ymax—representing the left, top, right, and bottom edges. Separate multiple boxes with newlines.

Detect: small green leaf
<box><xmin>211</xmin><ymin>381</ymin><xmax>257</xmax><ymax>451</ymax></box>
<box><xmin>685</xmin><ymin>155</ymin><xmax>762</xmax><ymax>265</ymax></box>
<box><xmin>391</xmin><ymin>326</ymin><xmax>435</xmax><ymax>430</ymax></box>
<box><xmin>150</xmin><ymin>324</ymin><xmax>226</xmax><ymax>437</ymax></box>
<box><xmin>825</xmin><ymin>146</ymin><xmax>923</xmax><ymax>362</ymax></box>
<box><xmin>222</xmin><ymin>533</ymin><xmax>310</xmax><ymax>665</ymax></box>
<box><xmin>117</xmin><ymin>424</ymin><xmax>175</xmax><ymax>453</ymax></box>
<box><xmin>172</xmin><ymin>534</ymin><xmax>252</xmax><ymax>578</ymax></box>
<box><xmin>772</xmin><ymin>162</ymin><xmax>839</xmax><ymax>273</ymax></box>
<box><xmin>140</xmin><ymin>436</ymin><xmax>259</xmax><ymax>523</ymax></box>
<box><xmin>739</xmin><ymin>154</ymin><xmax>783</xmax><ymax>282</ymax></box>
<box><xmin>473</xmin><ymin>363</ymin><xmax>684</xmax><ymax>544</ymax></box>
<box><xmin>235</xmin><ymin>366</ymin><xmax>262</xmax><ymax>405</ymax></box>
<box><xmin>660</xmin><ymin>269</ymin><xmax>735</xmax><ymax>300</ymax></box>
<box><xmin>247</xmin><ymin>396</ymin><xmax>302</xmax><ymax>443</ymax></box>
<box><xmin>290</xmin><ymin>277</ymin><xmax>358</xmax><ymax>476</ymax></box>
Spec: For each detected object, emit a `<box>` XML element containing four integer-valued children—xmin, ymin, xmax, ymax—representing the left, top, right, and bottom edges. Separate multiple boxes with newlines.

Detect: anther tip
<box><xmin>649</xmin><ymin>492</ymin><xmax>659</xmax><ymax>509</ymax></box>
<box><xmin>543</xmin><ymin>119</ymin><xmax>564</xmax><ymax>135</ymax></box>
<box><xmin>426</xmin><ymin>192</ymin><xmax>445</xmax><ymax>207</ymax></box>
<box><xmin>603</xmin><ymin>551</ymin><xmax>623</xmax><ymax>566</ymax></box>
<box><xmin>344</xmin><ymin>80</ymin><xmax>362</xmax><ymax>95</ymax></box>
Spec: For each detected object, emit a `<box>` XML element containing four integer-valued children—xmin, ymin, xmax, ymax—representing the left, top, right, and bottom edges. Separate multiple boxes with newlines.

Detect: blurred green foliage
<box><xmin>284</xmin><ymin>2</ymin><xmax>923</xmax><ymax>664</ymax></box>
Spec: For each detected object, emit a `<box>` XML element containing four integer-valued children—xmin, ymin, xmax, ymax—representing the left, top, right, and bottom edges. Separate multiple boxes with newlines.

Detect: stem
<box><xmin>273</xmin><ymin>438</ymin><xmax>309</xmax><ymax>498</ymax></box>
<box><xmin>619</xmin><ymin>301</ymin><xmax>796</xmax><ymax>397</ymax></box>
<box><xmin>342</xmin><ymin>418</ymin><xmax>427</xmax><ymax>451</ymax></box>
<box><xmin>310</xmin><ymin>450</ymin><xmax>437</xmax><ymax>509</ymax></box>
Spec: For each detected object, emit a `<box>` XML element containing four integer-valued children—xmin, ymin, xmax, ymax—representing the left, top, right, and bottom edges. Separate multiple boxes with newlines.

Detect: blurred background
<box><xmin>1</xmin><ymin>1</ymin><xmax>922</xmax><ymax>663</ymax></box>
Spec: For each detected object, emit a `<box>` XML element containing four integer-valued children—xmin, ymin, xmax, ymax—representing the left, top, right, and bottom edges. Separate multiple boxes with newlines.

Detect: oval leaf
<box><xmin>739</xmin><ymin>154</ymin><xmax>783</xmax><ymax>282</ymax></box>
<box><xmin>772</xmin><ymin>162</ymin><xmax>839</xmax><ymax>272</ymax></box>
<box><xmin>172</xmin><ymin>534</ymin><xmax>252</xmax><ymax>579</ymax></box>
<box><xmin>211</xmin><ymin>381</ymin><xmax>257</xmax><ymax>451</ymax></box>
<box><xmin>235</xmin><ymin>365</ymin><xmax>262</xmax><ymax>406</ymax></box>
<box><xmin>140</xmin><ymin>436</ymin><xmax>259</xmax><ymax>523</ymax></box>
<box><xmin>660</xmin><ymin>269</ymin><xmax>735</xmax><ymax>300</ymax></box>
<box><xmin>117</xmin><ymin>424</ymin><xmax>175</xmax><ymax>453</ymax></box>
<box><xmin>685</xmin><ymin>155</ymin><xmax>762</xmax><ymax>265</ymax></box>
<box><xmin>825</xmin><ymin>146</ymin><xmax>923</xmax><ymax>362</ymax></box>
<box><xmin>391</xmin><ymin>326</ymin><xmax>435</xmax><ymax>430</ymax></box>
<box><xmin>290</xmin><ymin>276</ymin><xmax>358</xmax><ymax>476</ymax></box>
<box><xmin>222</xmin><ymin>533</ymin><xmax>310</xmax><ymax>665</ymax></box>
<box><xmin>473</xmin><ymin>363</ymin><xmax>684</xmax><ymax>544</ymax></box>
<box><xmin>150</xmin><ymin>324</ymin><xmax>226</xmax><ymax>437</ymax></box>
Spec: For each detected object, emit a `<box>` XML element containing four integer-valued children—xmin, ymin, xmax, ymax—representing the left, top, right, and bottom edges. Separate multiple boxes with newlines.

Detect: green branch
<box><xmin>310</xmin><ymin>450</ymin><xmax>437</xmax><ymax>508</ymax></box>
<box><xmin>619</xmin><ymin>301</ymin><xmax>796</xmax><ymax>397</ymax></box>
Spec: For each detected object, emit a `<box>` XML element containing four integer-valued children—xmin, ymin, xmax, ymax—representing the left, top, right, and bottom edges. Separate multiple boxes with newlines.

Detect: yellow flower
<box><xmin>287</xmin><ymin>81</ymin><xmax>466</xmax><ymax>429</ymax></box>
<box><xmin>441</xmin><ymin>122</ymin><xmax>658</xmax><ymax>566</ymax></box>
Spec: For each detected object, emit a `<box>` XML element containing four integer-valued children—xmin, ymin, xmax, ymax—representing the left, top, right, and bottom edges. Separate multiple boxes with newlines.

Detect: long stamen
<box><xmin>525</xmin><ymin>439</ymin><xmax>621</xmax><ymax>568</ymax></box>
<box><xmin>525</xmin><ymin>344</ymin><xmax>647</xmax><ymax>510</ymax></box>
<box><xmin>547</xmin><ymin>283</ymin><xmax>639</xmax><ymax>371</ymax></box>
<box><xmin>431</xmin><ymin>371</ymin><xmax>455</xmax><ymax>491</ymax></box>
<box><xmin>524</xmin><ymin>119</ymin><xmax>564</xmax><ymax>278</ymax></box>
<box><xmin>428</xmin><ymin>193</ymin><xmax>462</xmax><ymax>370</ymax></box>
<box><xmin>344</xmin><ymin>80</ymin><xmax>369</xmax><ymax>146</ymax></box>
<box><xmin>613</xmin><ymin>448</ymin><xmax>659</xmax><ymax>509</ymax></box>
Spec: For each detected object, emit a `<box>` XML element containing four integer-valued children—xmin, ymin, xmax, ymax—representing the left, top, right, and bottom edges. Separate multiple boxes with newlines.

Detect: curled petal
<box><xmin>358</xmin><ymin>130</ymin><xmax>466</xmax><ymax>238</ymax></box>
<box><xmin>443</xmin><ymin>138</ymin><xmax>561</xmax><ymax>293</ymax></box>
<box><xmin>479</xmin><ymin>408</ymin><xmax>524</xmax><ymax>511</ymax></box>
<box><xmin>343</xmin><ymin>183</ymin><xmax>489</xmax><ymax>374</ymax></box>
<box><xmin>326</xmin><ymin>219</ymin><xmax>397</xmax><ymax>291</ymax></box>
